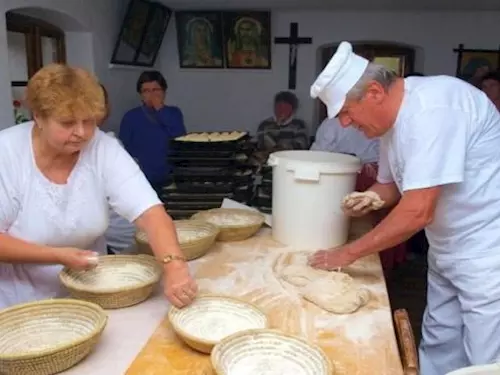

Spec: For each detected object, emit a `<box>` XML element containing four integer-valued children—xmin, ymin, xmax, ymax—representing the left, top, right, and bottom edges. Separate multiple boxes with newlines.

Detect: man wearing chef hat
<box><xmin>308</xmin><ymin>42</ymin><xmax>500</xmax><ymax>375</ymax></box>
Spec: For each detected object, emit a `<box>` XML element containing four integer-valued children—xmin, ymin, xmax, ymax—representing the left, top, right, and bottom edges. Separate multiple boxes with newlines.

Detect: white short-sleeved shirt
<box><xmin>311</xmin><ymin>117</ymin><xmax>379</xmax><ymax>164</ymax></box>
<box><xmin>0</xmin><ymin>122</ymin><xmax>161</xmax><ymax>308</ymax></box>
<box><xmin>377</xmin><ymin>76</ymin><xmax>500</xmax><ymax>259</ymax></box>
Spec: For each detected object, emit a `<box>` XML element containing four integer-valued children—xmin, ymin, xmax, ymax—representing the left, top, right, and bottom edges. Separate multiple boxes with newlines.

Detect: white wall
<box><xmin>0</xmin><ymin>0</ymin><xmax>148</xmax><ymax>131</ymax></box>
<box><xmin>159</xmin><ymin>10</ymin><xmax>500</xmax><ymax>133</ymax></box>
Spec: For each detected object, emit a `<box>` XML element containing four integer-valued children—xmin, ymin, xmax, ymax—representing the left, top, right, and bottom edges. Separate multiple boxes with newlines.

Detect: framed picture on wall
<box><xmin>110</xmin><ymin>0</ymin><xmax>172</xmax><ymax>67</ymax></box>
<box><xmin>222</xmin><ymin>11</ymin><xmax>271</xmax><ymax>69</ymax></box>
<box><xmin>454</xmin><ymin>44</ymin><xmax>500</xmax><ymax>81</ymax></box>
<box><xmin>175</xmin><ymin>11</ymin><xmax>224</xmax><ymax>69</ymax></box>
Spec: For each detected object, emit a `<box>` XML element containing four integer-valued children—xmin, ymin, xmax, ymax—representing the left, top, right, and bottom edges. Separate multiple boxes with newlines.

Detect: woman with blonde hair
<box><xmin>0</xmin><ymin>64</ymin><xmax>197</xmax><ymax>309</ymax></box>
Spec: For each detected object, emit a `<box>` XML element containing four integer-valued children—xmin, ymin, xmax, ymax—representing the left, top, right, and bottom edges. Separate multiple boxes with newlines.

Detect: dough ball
<box><xmin>302</xmin><ymin>277</ymin><xmax>370</xmax><ymax>314</ymax></box>
<box><xmin>280</xmin><ymin>264</ymin><xmax>331</xmax><ymax>287</ymax></box>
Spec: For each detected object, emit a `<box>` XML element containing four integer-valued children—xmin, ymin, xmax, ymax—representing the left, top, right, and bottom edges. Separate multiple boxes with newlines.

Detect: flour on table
<box><xmin>278</xmin><ymin>260</ymin><xmax>370</xmax><ymax>314</ymax></box>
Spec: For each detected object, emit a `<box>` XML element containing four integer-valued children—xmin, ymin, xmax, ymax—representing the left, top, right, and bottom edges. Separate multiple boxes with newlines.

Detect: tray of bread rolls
<box><xmin>171</xmin><ymin>131</ymin><xmax>250</xmax><ymax>151</ymax></box>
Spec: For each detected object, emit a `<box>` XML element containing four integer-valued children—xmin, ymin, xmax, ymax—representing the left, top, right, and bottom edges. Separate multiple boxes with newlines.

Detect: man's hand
<box><xmin>342</xmin><ymin>191</ymin><xmax>385</xmax><ymax>217</ymax></box>
<box><xmin>308</xmin><ymin>246</ymin><xmax>358</xmax><ymax>270</ymax></box>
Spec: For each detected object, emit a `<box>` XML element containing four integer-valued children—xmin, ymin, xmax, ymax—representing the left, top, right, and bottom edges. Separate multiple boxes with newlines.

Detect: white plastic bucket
<box><xmin>268</xmin><ymin>150</ymin><xmax>361</xmax><ymax>250</ymax></box>
<box><xmin>446</xmin><ymin>363</ymin><xmax>500</xmax><ymax>375</ymax></box>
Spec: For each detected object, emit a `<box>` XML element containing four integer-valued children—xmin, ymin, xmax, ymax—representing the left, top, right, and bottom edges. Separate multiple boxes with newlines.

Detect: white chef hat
<box><xmin>310</xmin><ymin>42</ymin><xmax>369</xmax><ymax>118</ymax></box>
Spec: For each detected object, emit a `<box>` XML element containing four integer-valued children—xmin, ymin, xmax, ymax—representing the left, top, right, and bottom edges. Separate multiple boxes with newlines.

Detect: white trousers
<box><xmin>419</xmin><ymin>251</ymin><xmax>500</xmax><ymax>375</ymax></box>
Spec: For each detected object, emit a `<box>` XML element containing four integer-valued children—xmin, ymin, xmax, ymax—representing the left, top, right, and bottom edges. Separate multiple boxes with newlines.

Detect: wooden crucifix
<box><xmin>274</xmin><ymin>22</ymin><xmax>313</xmax><ymax>90</ymax></box>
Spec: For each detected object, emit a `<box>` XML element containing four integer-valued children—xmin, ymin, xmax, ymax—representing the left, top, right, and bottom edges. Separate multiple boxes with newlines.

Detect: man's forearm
<box><xmin>344</xmin><ymin>198</ymin><xmax>428</xmax><ymax>259</ymax></box>
<box><xmin>368</xmin><ymin>182</ymin><xmax>401</xmax><ymax>208</ymax></box>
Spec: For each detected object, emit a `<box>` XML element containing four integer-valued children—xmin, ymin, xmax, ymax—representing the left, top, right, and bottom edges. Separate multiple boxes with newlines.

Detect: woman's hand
<box><xmin>54</xmin><ymin>248</ymin><xmax>99</xmax><ymax>270</ymax></box>
<box><xmin>164</xmin><ymin>262</ymin><xmax>198</xmax><ymax>308</ymax></box>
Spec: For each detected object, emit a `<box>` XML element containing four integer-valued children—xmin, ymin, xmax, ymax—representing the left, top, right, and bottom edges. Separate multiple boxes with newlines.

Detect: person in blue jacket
<box><xmin>119</xmin><ymin>71</ymin><xmax>186</xmax><ymax>192</ymax></box>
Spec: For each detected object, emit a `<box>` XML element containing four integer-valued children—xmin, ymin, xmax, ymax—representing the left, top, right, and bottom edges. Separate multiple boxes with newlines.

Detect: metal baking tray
<box><xmin>170</xmin><ymin>132</ymin><xmax>250</xmax><ymax>151</ymax></box>
<box><xmin>166</xmin><ymin>201</ymin><xmax>222</xmax><ymax>210</ymax></box>
<box><xmin>173</xmin><ymin>178</ymin><xmax>234</xmax><ymax>194</ymax></box>
<box><xmin>257</xmin><ymin>206</ymin><xmax>272</xmax><ymax>214</ymax></box>
<box><xmin>162</xmin><ymin>191</ymin><xmax>233</xmax><ymax>202</ymax></box>
<box><xmin>173</xmin><ymin>166</ymin><xmax>235</xmax><ymax>177</ymax></box>
<box><xmin>258</xmin><ymin>184</ymin><xmax>272</xmax><ymax>196</ymax></box>
<box><xmin>170</xmin><ymin>157</ymin><xmax>237</xmax><ymax>168</ymax></box>
<box><xmin>169</xmin><ymin>149</ymin><xmax>236</xmax><ymax>158</ymax></box>
<box><xmin>255</xmin><ymin>196</ymin><xmax>272</xmax><ymax>207</ymax></box>
<box><xmin>166</xmin><ymin>209</ymin><xmax>200</xmax><ymax>220</ymax></box>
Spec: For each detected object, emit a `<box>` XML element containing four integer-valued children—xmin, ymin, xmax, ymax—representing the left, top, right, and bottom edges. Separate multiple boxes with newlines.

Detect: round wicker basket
<box><xmin>191</xmin><ymin>208</ymin><xmax>265</xmax><ymax>242</ymax></box>
<box><xmin>135</xmin><ymin>220</ymin><xmax>219</xmax><ymax>260</ymax></box>
<box><xmin>0</xmin><ymin>298</ymin><xmax>107</xmax><ymax>375</ymax></box>
<box><xmin>168</xmin><ymin>295</ymin><xmax>268</xmax><ymax>354</ymax></box>
<box><xmin>211</xmin><ymin>329</ymin><xmax>333</xmax><ymax>375</ymax></box>
<box><xmin>59</xmin><ymin>254</ymin><xmax>162</xmax><ymax>309</ymax></box>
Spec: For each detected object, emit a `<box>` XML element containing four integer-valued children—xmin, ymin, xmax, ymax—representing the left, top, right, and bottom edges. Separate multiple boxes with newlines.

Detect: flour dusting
<box><xmin>203</xmin><ymin>213</ymin><xmax>262</xmax><ymax>227</ymax></box>
<box><xmin>196</xmin><ymin>247</ymin><xmax>389</xmax><ymax>344</ymax></box>
<box><xmin>225</xmin><ymin>356</ymin><xmax>308</xmax><ymax>375</ymax></box>
<box><xmin>182</xmin><ymin>312</ymin><xmax>262</xmax><ymax>341</ymax></box>
<box><xmin>76</xmin><ymin>263</ymin><xmax>153</xmax><ymax>290</ymax></box>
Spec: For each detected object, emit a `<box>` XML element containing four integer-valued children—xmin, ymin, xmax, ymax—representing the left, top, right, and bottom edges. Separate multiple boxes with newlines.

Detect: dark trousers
<box><xmin>408</xmin><ymin>230</ymin><xmax>428</xmax><ymax>255</ymax></box>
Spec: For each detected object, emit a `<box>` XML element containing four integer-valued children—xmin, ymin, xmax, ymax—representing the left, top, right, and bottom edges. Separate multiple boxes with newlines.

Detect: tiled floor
<box><xmin>387</xmin><ymin>254</ymin><xmax>428</xmax><ymax>345</ymax></box>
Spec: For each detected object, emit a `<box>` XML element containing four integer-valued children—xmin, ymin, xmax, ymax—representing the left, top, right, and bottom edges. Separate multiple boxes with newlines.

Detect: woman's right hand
<box><xmin>54</xmin><ymin>248</ymin><xmax>99</xmax><ymax>270</ymax></box>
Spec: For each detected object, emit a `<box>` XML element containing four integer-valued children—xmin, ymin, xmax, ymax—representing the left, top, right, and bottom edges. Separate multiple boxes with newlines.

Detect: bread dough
<box><xmin>279</xmin><ymin>263</ymin><xmax>370</xmax><ymax>314</ymax></box>
<box><xmin>342</xmin><ymin>191</ymin><xmax>385</xmax><ymax>211</ymax></box>
<box><xmin>302</xmin><ymin>276</ymin><xmax>370</xmax><ymax>314</ymax></box>
<box><xmin>175</xmin><ymin>131</ymin><xmax>247</xmax><ymax>142</ymax></box>
<box><xmin>280</xmin><ymin>264</ymin><xmax>331</xmax><ymax>287</ymax></box>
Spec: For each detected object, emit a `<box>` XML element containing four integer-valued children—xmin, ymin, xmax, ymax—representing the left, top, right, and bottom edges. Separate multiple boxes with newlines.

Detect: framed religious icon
<box><xmin>175</xmin><ymin>11</ymin><xmax>224</xmax><ymax>69</ymax></box>
<box><xmin>110</xmin><ymin>0</ymin><xmax>172</xmax><ymax>67</ymax></box>
<box><xmin>454</xmin><ymin>44</ymin><xmax>500</xmax><ymax>81</ymax></box>
<box><xmin>222</xmin><ymin>11</ymin><xmax>271</xmax><ymax>69</ymax></box>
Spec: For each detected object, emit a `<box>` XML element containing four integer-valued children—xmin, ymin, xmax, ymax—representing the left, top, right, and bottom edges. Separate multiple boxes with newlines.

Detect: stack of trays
<box><xmin>162</xmin><ymin>132</ymin><xmax>256</xmax><ymax>220</ymax></box>
<box><xmin>253</xmin><ymin>165</ymin><xmax>272</xmax><ymax>214</ymax></box>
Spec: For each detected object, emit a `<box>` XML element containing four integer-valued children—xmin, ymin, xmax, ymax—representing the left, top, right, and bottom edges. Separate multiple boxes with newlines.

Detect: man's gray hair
<box><xmin>347</xmin><ymin>63</ymin><xmax>398</xmax><ymax>100</ymax></box>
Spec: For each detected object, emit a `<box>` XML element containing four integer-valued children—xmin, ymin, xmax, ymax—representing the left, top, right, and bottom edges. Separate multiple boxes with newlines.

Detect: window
<box><xmin>7</xmin><ymin>11</ymin><xmax>66</xmax><ymax>122</ymax></box>
<box><xmin>7</xmin><ymin>12</ymin><xmax>66</xmax><ymax>85</ymax></box>
<box><xmin>317</xmin><ymin>43</ymin><xmax>415</xmax><ymax>124</ymax></box>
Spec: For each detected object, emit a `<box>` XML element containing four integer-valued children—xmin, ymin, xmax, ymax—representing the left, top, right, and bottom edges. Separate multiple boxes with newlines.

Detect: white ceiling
<box><xmin>161</xmin><ymin>0</ymin><xmax>500</xmax><ymax>11</ymax></box>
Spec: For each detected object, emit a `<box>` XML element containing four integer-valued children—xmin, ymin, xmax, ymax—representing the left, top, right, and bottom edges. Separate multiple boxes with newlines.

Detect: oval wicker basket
<box><xmin>135</xmin><ymin>220</ymin><xmax>219</xmax><ymax>260</ymax></box>
<box><xmin>0</xmin><ymin>298</ymin><xmax>107</xmax><ymax>375</ymax></box>
<box><xmin>59</xmin><ymin>254</ymin><xmax>162</xmax><ymax>309</ymax></box>
<box><xmin>191</xmin><ymin>208</ymin><xmax>265</xmax><ymax>242</ymax></box>
<box><xmin>212</xmin><ymin>328</ymin><xmax>333</xmax><ymax>375</ymax></box>
<box><xmin>168</xmin><ymin>295</ymin><xmax>268</xmax><ymax>354</ymax></box>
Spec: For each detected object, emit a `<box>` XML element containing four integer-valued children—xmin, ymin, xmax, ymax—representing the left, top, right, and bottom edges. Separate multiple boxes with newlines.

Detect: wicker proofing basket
<box><xmin>212</xmin><ymin>328</ymin><xmax>334</xmax><ymax>375</ymax></box>
<box><xmin>135</xmin><ymin>220</ymin><xmax>219</xmax><ymax>260</ymax></box>
<box><xmin>191</xmin><ymin>208</ymin><xmax>265</xmax><ymax>242</ymax></box>
<box><xmin>59</xmin><ymin>254</ymin><xmax>162</xmax><ymax>309</ymax></box>
<box><xmin>0</xmin><ymin>298</ymin><xmax>107</xmax><ymax>375</ymax></box>
<box><xmin>168</xmin><ymin>295</ymin><xmax>269</xmax><ymax>354</ymax></box>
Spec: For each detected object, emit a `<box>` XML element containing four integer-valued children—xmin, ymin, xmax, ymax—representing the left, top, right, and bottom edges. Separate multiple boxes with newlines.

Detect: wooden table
<box><xmin>126</xmin><ymin>217</ymin><xmax>403</xmax><ymax>375</ymax></box>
